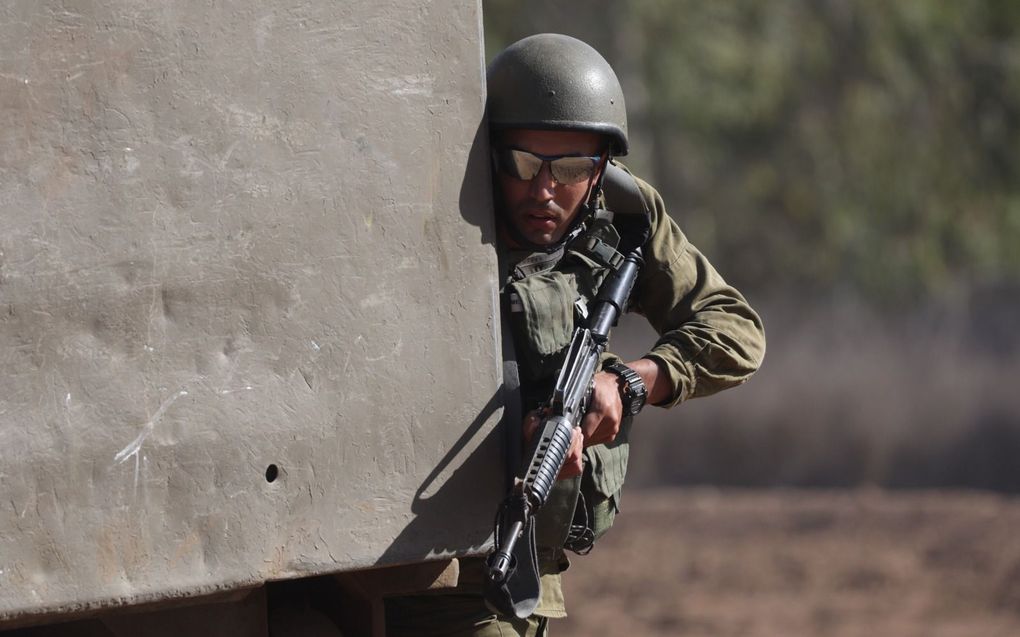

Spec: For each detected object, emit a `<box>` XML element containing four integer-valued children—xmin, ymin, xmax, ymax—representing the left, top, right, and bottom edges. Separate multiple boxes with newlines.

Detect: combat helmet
<box><xmin>487</xmin><ymin>33</ymin><xmax>628</xmax><ymax>156</ymax></box>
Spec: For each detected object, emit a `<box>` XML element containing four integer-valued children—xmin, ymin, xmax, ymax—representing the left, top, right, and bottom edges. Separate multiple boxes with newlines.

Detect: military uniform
<box><xmin>503</xmin><ymin>164</ymin><xmax>764</xmax><ymax>616</ymax></box>
<box><xmin>384</xmin><ymin>166</ymin><xmax>765</xmax><ymax>635</ymax></box>
<box><xmin>385</xmin><ymin>32</ymin><xmax>764</xmax><ymax>636</ymax></box>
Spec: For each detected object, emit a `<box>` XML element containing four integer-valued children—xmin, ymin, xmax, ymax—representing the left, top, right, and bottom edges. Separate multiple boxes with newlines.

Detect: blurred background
<box><xmin>485</xmin><ymin>0</ymin><xmax>1020</xmax><ymax>492</ymax></box>
<box><xmin>484</xmin><ymin>1</ymin><xmax>1020</xmax><ymax>634</ymax></box>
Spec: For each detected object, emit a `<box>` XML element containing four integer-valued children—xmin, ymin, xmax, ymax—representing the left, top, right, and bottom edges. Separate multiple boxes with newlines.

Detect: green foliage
<box><xmin>483</xmin><ymin>1</ymin><xmax>1020</xmax><ymax>303</ymax></box>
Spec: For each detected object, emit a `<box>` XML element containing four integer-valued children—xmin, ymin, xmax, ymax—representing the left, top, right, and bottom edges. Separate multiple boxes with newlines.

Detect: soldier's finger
<box><xmin>580</xmin><ymin>411</ymin><xmax>601</xmax><ymax>445</ymax></box>
<box><xmin>584</xmin><ymin>409</ymin><xmax>623</xmax><ymax>447</ymax></box>
<box><xmin>558</xmin><ymin>428</ymin><xmax>584</xmax><ymax>479</ymax></box>
<box><xmin>558</xmin><ymin>460</ymin><xmax>583</xmax><ymax>480</ymax></box>
<box><xmin>594</xmin><ymin>410</ymin><xmax>621</xmax><ymax>445</ymax></box>
<box><xmin>522</xmin><ymin>410</ymin><xmax>541</xmax><ymax>443</ymax></box>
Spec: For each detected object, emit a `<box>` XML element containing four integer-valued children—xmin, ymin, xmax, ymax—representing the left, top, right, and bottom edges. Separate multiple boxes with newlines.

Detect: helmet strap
<box><xmin>584</xmin><ymin>152</ymin><xmax>610</xmax><ymax>210</ymax></box>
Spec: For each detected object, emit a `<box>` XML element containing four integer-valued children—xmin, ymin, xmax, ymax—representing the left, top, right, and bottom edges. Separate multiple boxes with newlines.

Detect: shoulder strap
<box><xmin>601</xmin><ymin>162</ymin><xmax>652</xmax><ymax>254</ymax></box>
<box><xmin>602</xmin><ymin>162</ymin><xmax>650</xmax><ymax>217</ymax></box>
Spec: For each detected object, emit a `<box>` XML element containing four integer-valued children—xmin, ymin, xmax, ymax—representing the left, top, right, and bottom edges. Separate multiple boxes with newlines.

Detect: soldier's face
<box><xmin>496</xmin><ymin>129</ymin><xmax>605</xmax><ymax>247</ymax></box>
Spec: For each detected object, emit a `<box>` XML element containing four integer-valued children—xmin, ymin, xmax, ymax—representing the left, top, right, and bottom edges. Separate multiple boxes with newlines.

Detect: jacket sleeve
<box><xmin>629</xmin><ymin>175</ymin><xmax>766</xmax><ymax>408</ymax></box>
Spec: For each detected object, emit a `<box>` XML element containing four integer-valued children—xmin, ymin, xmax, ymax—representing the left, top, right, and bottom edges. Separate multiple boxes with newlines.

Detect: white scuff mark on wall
<box><xmin>63</xmin><ymin>59</ymin><xmax>106</xmax><ymax>82</ymax></box>
<box><xmin>372</xmin><ymin>74</ymin><xmax>435</xmax><ymax>97</ymax></box>
<box><xmin>342</xmin><ymin>349</ymin><xmax>353</xmax><ymax>378</ymax></box>
<box><xmin>123</xmin><ymin>150</ymin><xmax>140</xmax><ymax>175</ymax></box>
<box><xmin>359</xmin><ymin>292</ymin><xmax>391</xmax><ymax>309</ymax></box>
<box><xmin>114</xmin><ymin>390</ymin><xmax>189</xmax><ymax>464</ymax></box>
<box><xmin>62</xmin><ymin>392</ymin><xmax>73</xmax><ymax>430</ymax></box>
<box><xmin>217</xmin><ymin>140</ymin><xmax>239</xmax><ymax>170</ymax></box>
<box><xmin>113</xmin><ymin>389</ymin><xmax>189</xmax><ymax>495</ymax></box>
<box><xmin>0</xmin><ymin>73</ymin><xmax>30</xmax><ymax>84</ymax></box>
<box><xmin>218</xmin><ymin>385</ymin><xmax>254</xmax><ymax>395</ymax></box>
<box><xmin>395</xmin><ymin>256</ymin><xmax>419</xmax><ymax>270</ymax></box>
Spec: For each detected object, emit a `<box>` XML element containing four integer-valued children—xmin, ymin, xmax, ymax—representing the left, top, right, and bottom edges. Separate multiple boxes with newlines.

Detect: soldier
<box><xmin>386</xmin><ymin>33</ymin><xmax>766</xmax><ymax>636</ymax></box>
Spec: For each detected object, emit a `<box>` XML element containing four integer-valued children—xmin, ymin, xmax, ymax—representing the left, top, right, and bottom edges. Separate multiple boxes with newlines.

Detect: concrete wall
<box><xmin>0</xmin><ymin>0</ymin><xmax>501</xmax><ymax>623</ymax></box>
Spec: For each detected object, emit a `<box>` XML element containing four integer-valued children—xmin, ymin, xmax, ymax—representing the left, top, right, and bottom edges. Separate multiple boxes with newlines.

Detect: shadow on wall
<box><xmin>458</xmin><ymin>117</ymin><xmax>498</xmax><ymax>248</ymax></box>
<box><xmin>612</xmin><ymin>288</ymin><xmax>1020</xmax><ymax>493</ymax></box>
<box><xmin>375</xmin><ymin>389</ymin><xmax>505</xmax><ymax>566</ymax></box>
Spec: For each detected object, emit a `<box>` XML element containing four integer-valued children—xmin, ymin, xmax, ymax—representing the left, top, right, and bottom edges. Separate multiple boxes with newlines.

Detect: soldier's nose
<box><xmin>529</xmin><ymin>163</ymin><xmax>557</xmax><ymax>199</ymax></box>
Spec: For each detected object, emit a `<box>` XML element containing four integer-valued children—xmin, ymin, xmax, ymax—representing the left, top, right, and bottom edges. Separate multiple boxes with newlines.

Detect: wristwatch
<box><xmin>604</xmin><ymin>362</ymin><xmax>648</xmax><ymax>416</ymax></box>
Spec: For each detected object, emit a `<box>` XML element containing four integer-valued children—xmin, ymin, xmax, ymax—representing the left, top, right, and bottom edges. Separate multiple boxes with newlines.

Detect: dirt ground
<box><xmin>558</xmin><ymin>488</ymin><xmax>1020</xmax><ymax>637</ymax></box>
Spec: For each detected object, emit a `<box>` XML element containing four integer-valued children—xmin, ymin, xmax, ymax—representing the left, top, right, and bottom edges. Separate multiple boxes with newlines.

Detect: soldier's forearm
<box><xmin>625</xmin><ymin>356</ymin><xmax>672</xmax><ymax>407</ymax></box>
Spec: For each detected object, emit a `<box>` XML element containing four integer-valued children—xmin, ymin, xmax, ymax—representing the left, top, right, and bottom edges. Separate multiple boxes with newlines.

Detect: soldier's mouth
<box><xmin>524</xmin><ymin>209</ymin><xmax>558</xmax><ymax>221</ymax></box>
<box><xmin>524</xmin><ymin>214</ymin><xmax>557</xmax><ymax>230</ymax></box>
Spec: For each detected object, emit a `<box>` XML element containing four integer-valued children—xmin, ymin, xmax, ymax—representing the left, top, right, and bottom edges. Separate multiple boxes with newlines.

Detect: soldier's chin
<box><xmin>514</xmin><ymin>219</ymin><xmax>562</xmax><ymax>246</ymax></box>
<box><xmin>521</xmin><ymin>229</ymin><xmax>558</xmax><ymax>246</ymax></box>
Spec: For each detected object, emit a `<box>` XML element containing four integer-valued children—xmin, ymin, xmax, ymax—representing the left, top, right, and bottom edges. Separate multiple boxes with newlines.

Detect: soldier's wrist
<box><xmin>603</xmin><ymin>362</ymin><xmax>647</xmax><ymax>416</ymax></box>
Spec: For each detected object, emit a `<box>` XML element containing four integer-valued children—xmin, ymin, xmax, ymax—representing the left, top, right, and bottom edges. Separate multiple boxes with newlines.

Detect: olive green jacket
<box><xmin>620</xmin><ymin>168</ymin><xmax>765</xmax><ymax>407</ymax></box>
<box><xmin>501</xmin><ymin>164</ymin><xmax>765</xmax><ymax>617</ymax></box>
<box><xmin>504</xmin><ymin>164</ymin><xmax>764</xmax><ymax>419</ymax></box>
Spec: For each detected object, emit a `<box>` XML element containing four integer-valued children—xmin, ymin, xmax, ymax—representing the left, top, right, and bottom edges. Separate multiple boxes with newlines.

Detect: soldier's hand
<box><xmin>581</xmin><ymin>371</ymin><xmax>624</xmax><ymax>447</ymax></box>
<box><xmin>523</xmin><ymin>410</ymin><xmax>584</xmax><ymax>480</ymax></box>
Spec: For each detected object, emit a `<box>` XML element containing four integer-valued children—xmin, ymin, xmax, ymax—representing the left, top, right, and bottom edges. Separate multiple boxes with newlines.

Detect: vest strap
<box><xmin>578</xmin><ymin>235</ymin><xmax>624</xmax><ymax>270</ymax></box>
<box><xmin>510</xmin><ymin>246</ymin><xmax>565</xmax><ymax>281</ymax></box>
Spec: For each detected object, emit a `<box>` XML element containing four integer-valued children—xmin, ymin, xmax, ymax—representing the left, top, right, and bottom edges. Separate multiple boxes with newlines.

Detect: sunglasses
<box><xmin>493</xmin><ymin>147</ymin><xmax>604</xmax><ymax>185</ymax></box>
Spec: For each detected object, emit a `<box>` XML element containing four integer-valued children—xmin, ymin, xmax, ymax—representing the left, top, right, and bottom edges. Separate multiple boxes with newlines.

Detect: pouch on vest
<box><xmin>534</xmin><ymin>475</ymin><xmax>581</xmax><ymax>551</ymax></box>
<box><xmin>507</xmin><ymin>271</ymin><xmax>579</xmax><ymax>381</ymax></box>
<box><xmin>576</xmin><ymin>412</ymin><xmax>632</xmax><ymax>545</ymax></box>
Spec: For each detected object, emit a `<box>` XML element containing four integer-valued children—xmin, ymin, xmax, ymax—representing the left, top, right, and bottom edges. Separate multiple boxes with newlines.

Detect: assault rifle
<box><xmin>484</xmin><ymin>246</ymin><xmax>644</xmax><ymax>619</ymax></box>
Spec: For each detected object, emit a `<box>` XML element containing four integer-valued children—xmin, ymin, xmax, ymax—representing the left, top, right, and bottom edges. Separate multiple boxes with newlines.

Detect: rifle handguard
<box><xmin>521</xmin><ymin>415</ymin><xmax>575</xmax><ymax>507</ymax></box>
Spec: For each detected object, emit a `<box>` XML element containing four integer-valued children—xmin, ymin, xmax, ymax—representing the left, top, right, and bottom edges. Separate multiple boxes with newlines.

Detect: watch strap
<box><xmin>604</xmin><ymin>362</ymin><xmax>647</xmax><ymax>415</ymax></box>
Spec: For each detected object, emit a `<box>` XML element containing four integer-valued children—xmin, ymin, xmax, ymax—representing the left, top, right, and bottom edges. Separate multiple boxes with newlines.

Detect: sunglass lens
<box><xmin>506</xmin><ymin>149</ymin><xmax>543</xmax><ymax>180</ymax></box>
<box><xmin>496</xmin><ymin>148</ymin><xmax>597</xmax><ymax>184</ymax></box>
<box><xmin>550</xmin><ymin>157</ymin><xmax>596</xmax><ymax>184</ymax></box>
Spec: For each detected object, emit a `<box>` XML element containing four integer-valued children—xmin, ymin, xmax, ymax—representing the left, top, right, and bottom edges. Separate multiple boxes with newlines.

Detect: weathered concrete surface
<box><xmin>0</xmin><ymin>0</ymin><xmax>500</xmax><ymax>624</ymax></box>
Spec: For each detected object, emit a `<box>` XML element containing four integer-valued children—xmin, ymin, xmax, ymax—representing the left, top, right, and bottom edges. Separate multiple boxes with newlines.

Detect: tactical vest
<box><xmin>501</xmin><ymin>162</ymin><xmax>649</xmax><ymax>559</ymax></box>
